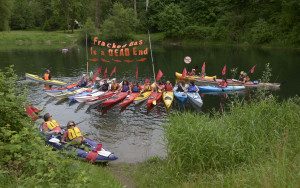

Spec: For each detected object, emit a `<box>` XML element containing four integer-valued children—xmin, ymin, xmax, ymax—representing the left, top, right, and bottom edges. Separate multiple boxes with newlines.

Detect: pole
<box><xmin>148</xmin><ymin>30</ymin><xmax>156</xmax><ymax>82</ymax></box>
<box><xmin>86</xmin><ymin>32</ymin><xmax>89</xmax><ymax>76</ymax></box>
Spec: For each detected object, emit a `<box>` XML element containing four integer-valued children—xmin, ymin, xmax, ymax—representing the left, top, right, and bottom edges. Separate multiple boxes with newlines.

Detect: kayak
<box><xmin>73</xmin><ymin>91</ymin><xmax>105</xmax><ymax>103</ymax></box>
<box><xmin>146</xmin><ymin>91</ymin><xmax>162</xmax><ymax>107</ymax></box>
<box><xmin>44</xmin><ymin>82</ymin><xmax>79</xmax><ymax>93</ymax></box>
<box><xmin>55</xmin><ymin>88</ymin><xmax>88</xmax><ymax>99</ymax></box>
<box><xmin>119</xmin><ymin>93</ymin><xmax>139</xmax><ymax>107</ymax></box>
<box><xmin>39</xmin><ymin>125</ymin><xmax>118</xmax><ymax>163</ymax></box>
<box><xmin>194</xmin><ymin>77</ymin><xmax>280</xmax><ymax>89</ymax></box>
<box><xmin>25</xmin><ymin>73</ymin><xmax>67</xmax><ymax>86</ymax></box>
<box><xmin>134</xmin><ymin>91</ymin><xmax>152</xmax><ymax>105</ymax></box>
<box><xmin>198</xmin><ymin>85</ymin><xmax>245</xmax><ymax>92</ymax></box>
<box><xmin>173</xmin><ymin>87</ymin><xmax>188</xmax><ymax>104</ymax></box>
<box><xmin>102</xmin><ymin>91</ymin><xmax>129</xmax><ymax>106</ymax></box>
<box><xmin>45</xmin><ymin>86</ymin><xmax>81</xmax><ymax>97</ymax></box>
<box><xmin>175</xmin><ymin>72</ymin><xmax>216</xmax><ymax>81</ymax></box>
<box><xmin>187</xmin><ymin>92</ymin><xmax>203</xmax><ymax>108</ymax></box>
<box><xmin>68</xmin><ymin>89</ymin><xmax>95</xmax><ymax>101</ymax></box>
<box><xmin>86</xmin><ymin>91</ymin><xmax>116</xmax><ymax>105</ymax></box>
<box><xmin>162</xmin><ymin>92</ymin><xmax>174</xmax><ymax>110</ymax></box>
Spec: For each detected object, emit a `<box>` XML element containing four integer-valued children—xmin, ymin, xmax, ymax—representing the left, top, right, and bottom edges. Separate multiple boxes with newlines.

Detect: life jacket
<box><xmin>188</xmin><ymin>85</ymin><xmax>197</xmax><ymax>92</ymax></box>
<box><xmin>111</xmin><ymin>83</ymin><xmax>119</xmax><ymax>90</ymax></box>
<box><xmin>68</xmin><ymin>127</ymin><xmax>82</xmax><ymax>140</ymax></box>
<box><xmin>132</xmin><ymin>85</ymin><xmax>140</xmax><ymax>92</ymax></box>
<box><xmin>220</xmin><ymin>82</ymin><xmax>228</xmax><ymax>87</ymax></box>
<box><xmin>44</xmin><ymin>73</ymin><xmax>49</xmax><ymax>80</ymax></box>
<box><xmin>144</xmin><ymin>84</ymin><xmax>151</xmax><ymax>91</ymax></box>
<box><xmin>122</xmin><ymin>85</ymin><xmax>129</xmax><ymax>92</ymax></box>
<box><xmin>93</xmin><ymin>82</ymin><xmax>100</xmax><ymax>89</ymax></box>
<box><xmin>45</xmin><ymin>120</ymin><xmax>59</xmax><ymax>130</ymax></box>
<box><xmin>188</xmin><ymin>72</ymin><xmax>194</xmax><ymax>76</ymax></box>
<box><xmin>177</xmin><ymin>85</ymin><xmax>184</xmax><ymax>92</ymax></box>
<box><xmin>80</xmin><ymin>80</ymin><xmax>87</xmax><ymax>87</ymax></box>
<box><xmin>165</xmin><ymin>84</ymin><xmax>173</xmax><ymax>91</ymax></box>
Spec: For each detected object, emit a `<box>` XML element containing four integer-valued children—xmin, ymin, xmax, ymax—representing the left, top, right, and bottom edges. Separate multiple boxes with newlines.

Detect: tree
<box><xmin>0</xmin><ymin>0</ymin><xmax>13</xmax><ymax>31</ymax></box>
<box><xmin>10</xmin><ymin>0</ymin><xmax>34</xmax><ymax>30</ymax></box>
<box><xmin>157</xmin><ymin>3</ymin><xmax>185</xmax><ymax>38</ymax></box>
<box><xmin>101</xmin><ymin>2</ymin><xmax>139</xmax><ymax>41</ymax></box>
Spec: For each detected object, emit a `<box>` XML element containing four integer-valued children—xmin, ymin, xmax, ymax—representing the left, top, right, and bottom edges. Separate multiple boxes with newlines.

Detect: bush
<box><xmin>157</xmin><ymin>3</ymin><xmax>185</xmax><ymax>38</ymax></box>
<box><xmin>0</xmin><ymin>66</ymin><xmax>89</xmax><ymax>186</ymax></box>
<box><xmin>101</xmin><ymin>3</ymin><xmax>138</xmax><ymax>41</ymax></box>
<box><xmin>250</xmin><ymin>19</ymin><xmax>274</xmax><ymax>44</ymax></box>
<box><xmin>184</xmin><ymin>26</ymin><xmax>211</xmax><ymax>40</ymax></box>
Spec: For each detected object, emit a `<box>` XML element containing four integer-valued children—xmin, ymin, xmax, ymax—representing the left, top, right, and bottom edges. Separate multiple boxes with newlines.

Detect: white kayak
<box><xmin>73</xmin><ymin>91</ymin><xmax>105</xmax><ymax>103</ymax></box>
<box><xmin>187</xmin><ymin>92</ymin><xmax>203</xmax><ymax>108</ymax></box>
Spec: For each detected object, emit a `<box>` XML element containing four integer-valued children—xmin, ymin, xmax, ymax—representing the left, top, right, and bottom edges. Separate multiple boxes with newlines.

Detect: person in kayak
<box><xmin>219</xmin><ymin>77</ymin><xmax>228</xmax><ymax>88</ymax></box>
<box><xmin>78</xmin><ymin>75</ymin><xmax>89</xmax><ymax>87</ymax></box>
<box><xmin>239</xmin><ymin>71</ymin><xmax>249</xmax><ymax>83</ymax></box>
<box><xmin>131</xmin><ymin>81</ymin><xmax>142</xmax><ymax>93</ymax></box>
<box><xmin>186</xmin><ymin>81</ymin><xmax>199</xmax><ymax>92</ymax></box>
<box><xmin>43</xmin><ymin>70</ymin><xmax>51</xmax><ymax>80</ymax></box>
<box><xmin>155</xmin><ymin>80</ymin><xmax>165</xmax><ymax>91</ymax></box>
<box><xmin>119</xmin><ymin>80</ymin><xmax>130</xmax><ymax>92</ymax></box>
<box><xmin>61</xmin><ymin>121</ymin><xmax>85</xmax><ymax>145</ymax></box>
<box><xmin>164</xmin><ymin>81</ymin><xmax>174</xmax><ymax>92</ymax></box>
<box><xmin>100</xmin><ymin>79</ymin><xmax>109</xmax><ymax>91</ymax></box>
<box><xmin>200</xmin><ymin>70</ymin><xmax>206</xmax><ymax>78</ymax></box>
<box><xmin>187</xmin><ymin>69</ymin><xmax>196</xmax><ymax>76</ymax></box>
<box><xmin>175</xmin><ymin>81</ymin><xmax>185</xmax><ymax>92</ymax></box>
<box><xmin>110</xmin><ymin>79</ymin><xmax>120</xmax><ymax>91</ymax></box>
<box><xmin>42</xmin><ymin>113</ymin><xmax>62</xmax><ymax>135</ymax></box>
<box><xmin>90</xmin><ymin>77</ymin><xmax>101</xmax><ymax>89</ymax></box>
<box><xmin>141</xmin><ymin>80</ymin><xmax>152</xmax><ymax>92</ymax></box>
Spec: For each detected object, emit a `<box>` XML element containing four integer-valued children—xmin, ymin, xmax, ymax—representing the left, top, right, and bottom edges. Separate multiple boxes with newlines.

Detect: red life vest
<box><xmin>165</xmin><ymin>84</ymin><xmax>173</xmax><ymax>91</ymax></box>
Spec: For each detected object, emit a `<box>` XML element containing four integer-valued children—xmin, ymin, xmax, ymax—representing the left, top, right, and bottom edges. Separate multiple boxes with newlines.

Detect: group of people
<box><xmin>175</xmin><ymin>81</ymin><xmax>200</xmax><ymax>93</ymax></box>
<box><xmin>42</xmin><ymin>113</ymin><xmax>85</xmax><ymax>145</ymax></box>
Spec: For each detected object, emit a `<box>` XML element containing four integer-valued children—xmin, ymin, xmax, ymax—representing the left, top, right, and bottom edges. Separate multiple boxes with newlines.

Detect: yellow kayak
<box><xmin>55</xmin><ymin>88</ymin><xmax>88</xmax><ymax>99</ymax></box>
<box><xmin>134</xmin><ymin>91</ymin><xmax>152</xmax><ymax>105</ymax></box>
<box><xmin>25</xmin><ymin>73</ymin><xmax>67</xmax><ymax>86</ymax></box>
<box><xmin>175</xmin><ymin>72</ymin><xmax>216</xmax><ymax>81</ymax></box>
<box><xmin>163</xmin><ymin>91</ymin><xmax>174</xmax><ymax>110</ymax></box>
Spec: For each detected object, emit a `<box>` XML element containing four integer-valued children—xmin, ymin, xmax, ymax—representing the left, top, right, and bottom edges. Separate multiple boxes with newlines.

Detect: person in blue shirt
<box><xmin>186</xmin><ymin>81</ymin><xmax>199</xmax><ymax>93</ymax></box>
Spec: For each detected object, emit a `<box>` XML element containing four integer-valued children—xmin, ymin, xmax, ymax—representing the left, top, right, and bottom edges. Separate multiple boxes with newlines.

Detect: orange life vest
<box><xmin>44</xmin><ymin>73</ymin><xmax>49</xmax><ymax>80</ymax></box>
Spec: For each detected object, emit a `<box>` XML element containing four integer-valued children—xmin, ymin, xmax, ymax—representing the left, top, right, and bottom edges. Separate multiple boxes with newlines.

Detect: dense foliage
<box><xmin>0</xmin><ymin>67</ymin><xmax>122</xmax><ymax>187</ymax></box>
<box><xmin>0</xmin><ymin>0</ymin><xmax>299</xmax><ymax>45</ymax></box>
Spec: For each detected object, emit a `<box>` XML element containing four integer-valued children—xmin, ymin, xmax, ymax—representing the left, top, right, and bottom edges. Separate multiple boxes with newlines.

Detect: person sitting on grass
<box><xmin>42</xmin><ymin>113</ymin><xmax>62</xmax><ymax>135</ymax></box>
<box><xmin>61</xmin><ymin>121</ymin><xmax>85</xmax><ymax>145</ymax></box>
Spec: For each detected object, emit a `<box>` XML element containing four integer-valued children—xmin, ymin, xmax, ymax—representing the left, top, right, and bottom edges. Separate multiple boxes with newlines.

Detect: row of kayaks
<box><xmin>175</xmin><ymin>72</ymin><xmax>281</xmax><ymax>88</ymax></box>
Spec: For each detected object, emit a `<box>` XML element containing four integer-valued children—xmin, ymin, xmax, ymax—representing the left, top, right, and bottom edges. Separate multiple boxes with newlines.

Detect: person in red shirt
<box><xmin>42</xmin><ymin>113</ymin><xmax>62</xmax><ymax>135</ymax></box>
<box><xmin>61</xmin><ymin>121</ymin><xmax>85</xmax><ymax>145</ymax></box>
<box><xmin>187</xmin><ymin>69</ymin><xmax>196</xmax><ymax>76</ymax></box>
<box><xmin>164</xmin><ymin>81</ymin><xmax>173</xmax><ymax>92</ymax></box>
<box><xmin>219</xmin><ymin>78</ymin><xmax>228</xmax><ymax>88</ymax></box>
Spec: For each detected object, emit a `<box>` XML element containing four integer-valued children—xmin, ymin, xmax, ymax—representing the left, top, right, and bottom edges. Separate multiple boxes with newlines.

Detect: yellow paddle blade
<box><xmin>153</xmin><ymin>100</ymin><xmax>157</xmax><ymax>105</ymax></box>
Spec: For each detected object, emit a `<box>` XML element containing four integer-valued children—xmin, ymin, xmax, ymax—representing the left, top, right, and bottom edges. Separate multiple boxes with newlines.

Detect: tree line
<box><xmin>0</xmin><ymin>0</ymin><xmax>299</xmax><ymax>45</ymax></box>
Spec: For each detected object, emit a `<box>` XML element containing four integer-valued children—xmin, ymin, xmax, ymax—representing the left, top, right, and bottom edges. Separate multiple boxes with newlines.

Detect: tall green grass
<box><xmin>133</xmin><ymin>97</ymin><xmax>300</xmax><ymax>187</ymax></box>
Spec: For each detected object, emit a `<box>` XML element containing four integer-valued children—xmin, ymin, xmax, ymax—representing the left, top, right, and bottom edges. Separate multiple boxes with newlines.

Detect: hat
<box><xmin>95</xmin><ymin>77</ymin><xmax>101</xmax><ymax>81</ymax></box>
<box><xmin>46</xmin><ymin>69</ymin><xmax>50</xmax><ymax>73</ymax></box>
<box><xmin>192</xmin><ymin>69</ymin><xmax>196</xmax><ymax>72</ymax></box>
<box><xmin>240</xmin><ymin>71</ymin><xmax>244</xmax><ymax>74</ymax></box>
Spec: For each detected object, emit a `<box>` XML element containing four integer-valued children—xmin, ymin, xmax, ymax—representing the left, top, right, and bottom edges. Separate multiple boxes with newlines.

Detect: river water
<box><xmin>0</xmin><ymin>44</ymin><xmax>299</xmax><ymax>163</ymax></box>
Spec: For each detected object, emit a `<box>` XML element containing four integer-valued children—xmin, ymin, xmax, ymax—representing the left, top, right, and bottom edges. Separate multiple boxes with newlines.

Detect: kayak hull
<box><xmin>25</xmin><ymin>73</ymin><xmax>67</xmax><ymax>86</ymax></box>
<box><xmin>163</xmin><ymin>92</ymin><xmax>174</xmax><ymax>110</ymax></box>
<box><xmin>55</xmin><ymin>88</ymin><xmax>88</xmax><ymax>99</ymax></box>
<box><xmin>198</xmin><ymin>85</ymin><xmax>245</xmax><ymax>92</ymax></box>
<box><xmin>120</xmin><ymin>93</ymin><xmax>139</xmax><ymax>107</ymax></box>
<box><xmin>39</xmin><ymin>125</ymin><xmax>118</xmax><ymax>162</ymax></box>
<box><xmin>134</xmin><ymin>91</ymin><xmax>152</xmax><ymax>105</ymax></box>
<box><xmin>187</xmin><ymin>92</ymin><xmax>203</xmax><ymax>108</ymax></box>
<box><xmin>86</xmin><ymin>91</ymin><xmax>116</xmax><ymax>105</ymax></box>
<box><xmin>102</xmin><ymin>91</ymin><xmax>129</xmax><ymax>107</ymax></box>
<box><xmin>73</xmin><ymin>91</ymin><xmax>105</xmax><ymax>103</ymax></box>
<box><xmin>175</xmin><ymin>72</ymin><xmax>216</xmax><ymax>81</ymax></box>
<box><xmin>146</xmin><ymin>91</ymin><xmax>162</xmax><ymax>107</ymax></box>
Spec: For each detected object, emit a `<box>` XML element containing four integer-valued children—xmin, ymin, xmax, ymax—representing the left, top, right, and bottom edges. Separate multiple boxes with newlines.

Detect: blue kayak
<box><xmin>173</xmin><ymin>87</ymin><xmax>188</xmax><ymax>105</ymax></box>
<box><xmin>39</xmin><ymin>125</ymin><xmax>118</xmax><ymax>163</ymax></box>
<box><xmin>198</xmin><ymin>86</ymin><xmax>245</xmax><ymax>92</ymax></box>
<box><xmin>187</xmin><ymin>92</ymin><xmax>203</xmax><ymax>108</ymax></box>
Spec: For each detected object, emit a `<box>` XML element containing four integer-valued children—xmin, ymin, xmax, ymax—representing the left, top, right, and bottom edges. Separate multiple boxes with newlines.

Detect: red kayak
<box><xmin>44</xmin><ymin>81</ymin><xmax>80</xmax><ymax>91</ymax></box>
<box><xmin>102</xmin><ymin>91</ymin><xmax>129</xmax><ymax>107</ymax></box>
<box><xmin>119</xmin><ymin>92</ymin><xmax>139</xmax><ymax>107</ymax></box>
<box><xmin>146</xmin><ymin>91</ymin><xmax>162</xmax><ymax>107</ymax></box>
<box><xmin>86</xmin><ymin>91</ymin><xmax>116</xmax><ymax>105</ymax></box>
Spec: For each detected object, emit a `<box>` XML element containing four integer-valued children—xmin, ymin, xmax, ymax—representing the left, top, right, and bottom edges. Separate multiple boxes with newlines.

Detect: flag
<box><xmin>181</xmin><ymin>68</ymin><xmax>187</xmax><ymax>79</ymax></box>
<box><xmin>202</xmin><ymin>62</ymin><xmax>206</xmax><ymax>72</ymax></box>
<box><xmin>93</xmin><ymin>66</ymin><xmax>102</xmax><ymax>80</ymax></box>
<box><xmin>250</xmin><ymin>65</ymin><xmax>256</xmax><ymax>73</ymax></box>
<box><xmin>136</xmin><ymin>67</ymin><xmax>138</xmax><ymax>79</ymax></box>
<box><xmin>110</xmin><ymin>66</ymin><xmax>116</xmax><ymax>77</ymax></box>
<box><xmin>156</xmin><ymin>69</ymin><xmax>163</xmax><ymax>81</ymax></box>
<box><xmin>104</xmin><ymin>67</ymin><xmax>107</xmax><ymax>78</ymax></box>
<box><xmin>222</xmin><ymin>65</ymin><xmax>226</xmax><ymax>75</ymax></box>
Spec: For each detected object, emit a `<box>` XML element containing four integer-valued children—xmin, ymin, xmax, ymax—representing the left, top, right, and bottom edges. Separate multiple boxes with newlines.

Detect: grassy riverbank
<box><xmin>131</xmin><ymin>97</ymin><xmax>300</xmax><ymax>187</ymax></box>
<box><xmin>0</xmin><ymin>30</ymin><xmax>79</xmax><ymax>45</ymax></box>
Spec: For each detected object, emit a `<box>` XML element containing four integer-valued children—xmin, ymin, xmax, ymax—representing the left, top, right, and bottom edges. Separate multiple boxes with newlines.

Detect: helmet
<box><xmin>46</xmin><ymin>69</ymin><xmax>50</xmax><ymax>73</ymax></box>
<box><xmin>95</xmin><ymin>77</ymin><xmax>101</xmax><ymax>81</ymax></box>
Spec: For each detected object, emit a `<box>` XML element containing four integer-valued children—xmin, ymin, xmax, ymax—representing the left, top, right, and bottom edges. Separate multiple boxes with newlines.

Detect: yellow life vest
<box><xmin>111</xmin><ymin>83</ymin><xmax>118</xmax><ymax>90</ymax></box>
<box><xmin>144</xmin><ymin>85</ymin><xmax>151</xmax><ymax>91</ymax></box>
<box><xmin>68</xmin><ymin>127</ymin><xmax>82</xmax><ymax>140</ymax></box>
<box><xmin>45</xmin><ymin>120</ymin><xmax>59</xmax><ymax>130</ymax></box>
